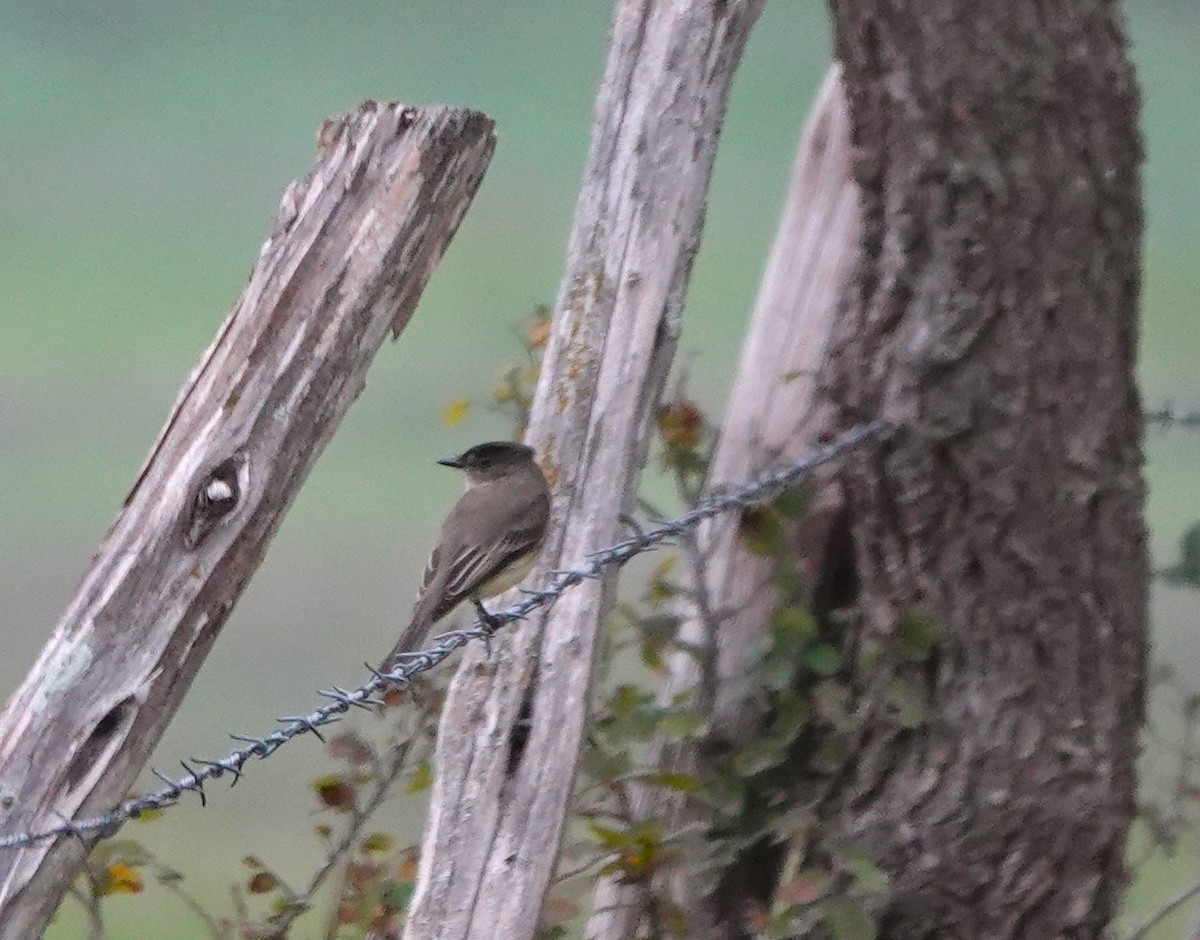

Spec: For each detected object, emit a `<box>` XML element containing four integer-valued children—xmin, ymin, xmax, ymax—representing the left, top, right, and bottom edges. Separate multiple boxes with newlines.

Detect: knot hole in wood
<box><xmin>185</xmin><ymin>455</ymin><xmax>247</xmax><ymax>548</ymax></box>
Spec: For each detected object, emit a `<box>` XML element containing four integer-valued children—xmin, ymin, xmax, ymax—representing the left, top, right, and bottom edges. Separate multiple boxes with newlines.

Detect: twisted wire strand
<box><xmin>0</xmin><ymin>420</ymin><xmax>883</xmax><ymax>850</ymax></box>
<box><xmin>1144</xmin><ymin>405</ymin><xmax>1200</xmax><ymax>430</ymax></box>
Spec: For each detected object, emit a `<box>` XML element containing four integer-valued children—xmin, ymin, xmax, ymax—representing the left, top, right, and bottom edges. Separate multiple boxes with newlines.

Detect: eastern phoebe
<box><xmin>384</xmin><ymin>441</ymin><xmax>551</xmax><ymax>666</ymax></box>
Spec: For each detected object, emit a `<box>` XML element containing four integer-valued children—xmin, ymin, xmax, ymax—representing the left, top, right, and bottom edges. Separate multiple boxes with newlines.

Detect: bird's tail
<box><xmin>381</xmin><ymin>610</ymin><xmax>433</xmax><ymax>670</ymax></box>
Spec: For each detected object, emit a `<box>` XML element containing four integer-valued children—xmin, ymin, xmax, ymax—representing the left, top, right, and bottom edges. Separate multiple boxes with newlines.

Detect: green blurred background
<box><xmin>1</xmin><ymin>2</ymin><xmax>1196</xmax><ymax>936</ymax></box>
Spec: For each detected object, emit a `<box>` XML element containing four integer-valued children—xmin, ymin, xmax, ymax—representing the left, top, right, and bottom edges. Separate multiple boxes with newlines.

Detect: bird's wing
<box><xmin>417</xmin><ymin>542</ymin><xmax>440</xmax><ymax>599</ymax></box>
<box><xmin>385</xmin><ymin>479</ymin><xmax>548</xmax><ymax>666</ymax></box>
<box><xmin>436</xmin><ymin>482</ymin><xmax>549</xmax><ymax>605</ymax></box>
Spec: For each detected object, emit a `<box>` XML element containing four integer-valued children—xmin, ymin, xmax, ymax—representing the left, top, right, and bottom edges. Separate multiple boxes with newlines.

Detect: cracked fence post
<box><xmin>586</xmin><ymin>65</ymin><xmax>862</xmax><ymax>940</ymax></box>
<box><xmin>0</xmin><ymin>102</ymin><xmax>495</xmax><ymax>939</ymax></box>
<box><xmin>403</xmin><ymin>3</ymin><xmax>764</xmax><ymax>939</ymax></box>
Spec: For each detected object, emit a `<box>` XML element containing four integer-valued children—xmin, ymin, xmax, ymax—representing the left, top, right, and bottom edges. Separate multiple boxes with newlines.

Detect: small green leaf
<box><xmin>610</xmin><ymin>684</ymin><xmax>650</xmax><ymax>717</ymax></box>
<box><xmin>661</xmin><ymin>902</ymin><xmax>690</xmax><ymax>936</ymax></box>
<box><xmin>772</xmin><ymin>488</ymin><xmax>809</xmax><ymax>518</ymax></box>
<box><xmin>857</xmin><ymin>637</ymin><xmax>885</xmax><ymax>671</ymax></box>
<box><xmin>822</xmin><ymin>895</ymin><xmax>877</xmax><ymax>940</ymax></box>
<box><xmin>760</xmin><ymin>644</ymin><xmax>799</xmax><ymax>692</ymax></box>
<box><xmin>698</xmin><ymin>768</ymin><xmax>747</xmax><ymax>817</ymax></box>
<box><xmin>897</xmin><ymin>611</ymin><xmax>939</xmax><ymax>661</ymax></box>
<box><xmin>804</xmin><ymin>643</ymin><xmax>841</xmax><ymax>677</ymax></box>
<box><xmin>645</xmin><ymin>771</ymin><xmax>701</xmax><ymax>793</ymax></box>
<box><xmin>770</xmin><ymin>606</ymin><xmax>817</xmax><ymax>645</ymax></box>
<box><xmin>580</xmin><ymin>744</ymin><xmax>631</xmax><ymax>782</ymax></box>
<box><xmin>380</xmin><ymin>878</ymin><xmax>415</xmax><ymax>912</ymax></box>
<box><xmin>636</xmin><ymin>614</ymin><xmax>681</xmax><ymax>640</ymax></box>
<box><xmin>767</xmin><ymin>805</ymin><xmax>813</xmax><ymax>842</ymax></box>
<box><xmin>739</xmin><ymin>506</ymin><xmax>785</xmax><ymax>557</ymax></box>
<box><xmin>656</xmin><ymin>708</ymin><xmax>707</xmax><ymax>738</ymax></box>
<box><xmin>362</xmin><ymin>832</ymin><xmax>394</xmax><ymax>853</ymax></box>
<box><xmin>640</xmin><ymin>639</ymin><xmax>664</xmax><ymax>672</ymax></box>
<box><xmin>405</xmin><ymin>760</ymin><xmax>433</xmax><ymax>793</ymax></box>
<box><xmin>650</xmin><ymin>554</ymin><xmax>678</xmax><ymax>579</ymax></box>
<box><xmin>734</xmin><ymin>738</ymin><xmax>786</xmax><ymax>777</ymax></box>
<box><xmin>884</xmin><ymin>677</ymin><xmax>928</xmax><ymax>729</ymax></box>
<box><xmin>588</xmin><ymin>822</ymin><xmax>631</xmax><ymax>848</ymax></box>
<box><xmin>771</xmin><ymin>560</ymin><xmax>807</xmax><ymax>599</ymax></box>
<box><xmin>644</xmin><ymin>557</ymin><xmax>681</xmax><ymax>605</ymax></box>
<box><xmin>767</xmin><ymin>691</ymin><xmax>810</xmax><ymax>744</ymax></box>
<box><xmin>840</xmin><ymin>846</ymin><xmax>889</xmax><ymax>895</ymax></box>
<box><xmin>606</xmin><ymin>707</ymin><xmax>660</xmax><ymax>741</ymax></box>
<box><xmin>771</xmin><ymin>907</ymin><xmax>821</xmax><ymax>938</ymax></box>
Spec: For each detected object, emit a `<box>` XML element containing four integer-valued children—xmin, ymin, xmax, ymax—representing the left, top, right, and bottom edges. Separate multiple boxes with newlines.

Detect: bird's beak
<box><xmin>437</xmin><ymin>456</ymin><xmax>464</xmax><ymax>469</ymax></box>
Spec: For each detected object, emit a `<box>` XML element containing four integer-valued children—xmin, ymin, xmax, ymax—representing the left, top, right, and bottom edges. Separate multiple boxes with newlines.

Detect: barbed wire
<box><xmin>0</xmin><ymin>420</ymin><xmax>883</xmax><ymax>852</ymax></box>
<box><xmin>1145</xmin><ymin>405</ymin><xmax>1200</xmax><ymax>431</ymax></box>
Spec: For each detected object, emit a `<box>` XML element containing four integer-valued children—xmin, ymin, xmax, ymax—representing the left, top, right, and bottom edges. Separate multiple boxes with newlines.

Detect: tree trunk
<box><xmin>586</xmin><ymin>64</ymin><xmax>861</xmax><ymax>940</ymax></box>
<box><xmin>823</xmin><ymin>1</ymin><xmax>1146</xmax><ymax>935</ymax></box>
<box><xmin>0</xmin><ymin>102</ymin><xmax>494</xmax><ymax>940</ymax></box>
<box><xmin>403</xmin><ymin>3</ymin><xmax>764</xmax><ymax>938</ymax></box>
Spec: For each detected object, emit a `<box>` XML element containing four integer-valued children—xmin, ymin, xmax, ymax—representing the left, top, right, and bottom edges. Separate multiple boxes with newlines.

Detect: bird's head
<box><xmin>438</xmin><ymin>441</ymin><xmax>538</xmax><ymax>484</ymax></box>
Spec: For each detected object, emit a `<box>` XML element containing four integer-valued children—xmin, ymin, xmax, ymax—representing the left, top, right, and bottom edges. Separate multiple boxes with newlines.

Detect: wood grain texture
<box><xmin>585</xmin><ymin>65</ymin><xmax>862</xmax><ymax>940</ymax></box>
<box><xmin>0</xmin><ymin>101</ymin><xmax>494</xmax><ymax>939</ymax></box>
<box><xmin>403</xmin><ymin>3</ymin><xmax>764</xmax><ymax>938</ymax></box>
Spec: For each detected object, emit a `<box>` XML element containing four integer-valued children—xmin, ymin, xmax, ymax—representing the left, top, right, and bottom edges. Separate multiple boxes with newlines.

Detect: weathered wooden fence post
<box><xmin>584</xmin><ymin>64</ymin><xmax>862</xmax><ymax>940</ymax></box>
<box><xmin>0</xmin><ymin>101</ymin><xmax>495</xmax><ymax>939</ymax></box>
<box><xmin>403</xmin><ymin>3</ymin><xmax>765</xmax><ymax>938</ymax></box>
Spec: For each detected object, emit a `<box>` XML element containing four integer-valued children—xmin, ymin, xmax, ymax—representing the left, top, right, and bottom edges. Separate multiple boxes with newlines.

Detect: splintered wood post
<box><xmin>700</xmin><ymin>66</ymin><xmax>860</xmax><ymax>746</ymax></box>
<box><xmin>586</xmin><ymin>65</ymin><xmax>862</xmax><ymax>939</ymax></box>
<box><xmin>403</xmin><ymin>3</ymin><xmax>764</xmax><ymax>938</ymax></box>
<box><xmin>0</xmin><ymin>102</ymin><xmax>495</xmax><ymax>939</ymax></box>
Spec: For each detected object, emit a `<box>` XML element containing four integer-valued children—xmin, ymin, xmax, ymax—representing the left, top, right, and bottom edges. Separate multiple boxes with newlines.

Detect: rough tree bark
<box><xmin>586</xmin><ymin>64</ymin><xmax>861</xmax><ymax>939</ymax></box>
<box><xmin>403</xmin><ymin>3</ymin><xmax>764</xmax><ymax>939</ymax></box>
<box><xmin>822</xmin><ymin>1</ymin><xmax>1147</xmax><ymax>936</ymax></box>
<box><xmin>0</xmin><ymin>102</ymin><xmax>495</xmax><ymax>939</ymax></box>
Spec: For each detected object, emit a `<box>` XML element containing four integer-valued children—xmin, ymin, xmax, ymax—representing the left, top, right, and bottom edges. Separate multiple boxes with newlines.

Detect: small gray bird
<box><xmin>384</xmin><ymin>441</ymin><xmax>551</xmax><ymax>666</ymax></box>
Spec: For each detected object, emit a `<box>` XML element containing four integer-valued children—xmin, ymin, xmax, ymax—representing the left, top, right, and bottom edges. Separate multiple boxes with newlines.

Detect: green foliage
<box><xmin>557</xmin><ymin>393</ymin><xmax>941</xmax><ymax>938</ymax></box>
<box><xmin>656</xmin><ymin>397</ymin><xmax>714</xmax><ymax>495</ymax></box>
<box><xmin>896</xmin><ymin>610</ymin><xmax>939</xmax><ymax>661</ymax></box>
<box><xmin>85</xmin><ymin>840</ymin><xmax>150</xmax><ymax>897</ymax></box>
<box><xmin>69</xmin><ymin>675</ymin><xmax>446</xmax><ymax>939</ymax></box>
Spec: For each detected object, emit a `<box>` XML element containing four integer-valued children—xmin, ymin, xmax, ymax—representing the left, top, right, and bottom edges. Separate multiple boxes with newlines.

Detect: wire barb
<box><xmin>0</xmin><ymin>421</ymin><xmax>881</xmax><ymax>851</ymax></box>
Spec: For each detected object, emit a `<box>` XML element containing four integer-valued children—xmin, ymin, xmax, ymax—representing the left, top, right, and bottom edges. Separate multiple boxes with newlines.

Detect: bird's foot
<box><xmin>473</xmin><ymin>599</ymin><xmax>505</xmax><ymax>630</ymax></box>
<box><xmin>618</xmin><ymin>512</ymin><xmax>647</xmax><ymax>539</ymax></box>
<box><xmin>473</xmin><ymin>600</ymin><xmax>507</xmax><ymax>658</ymax></box>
